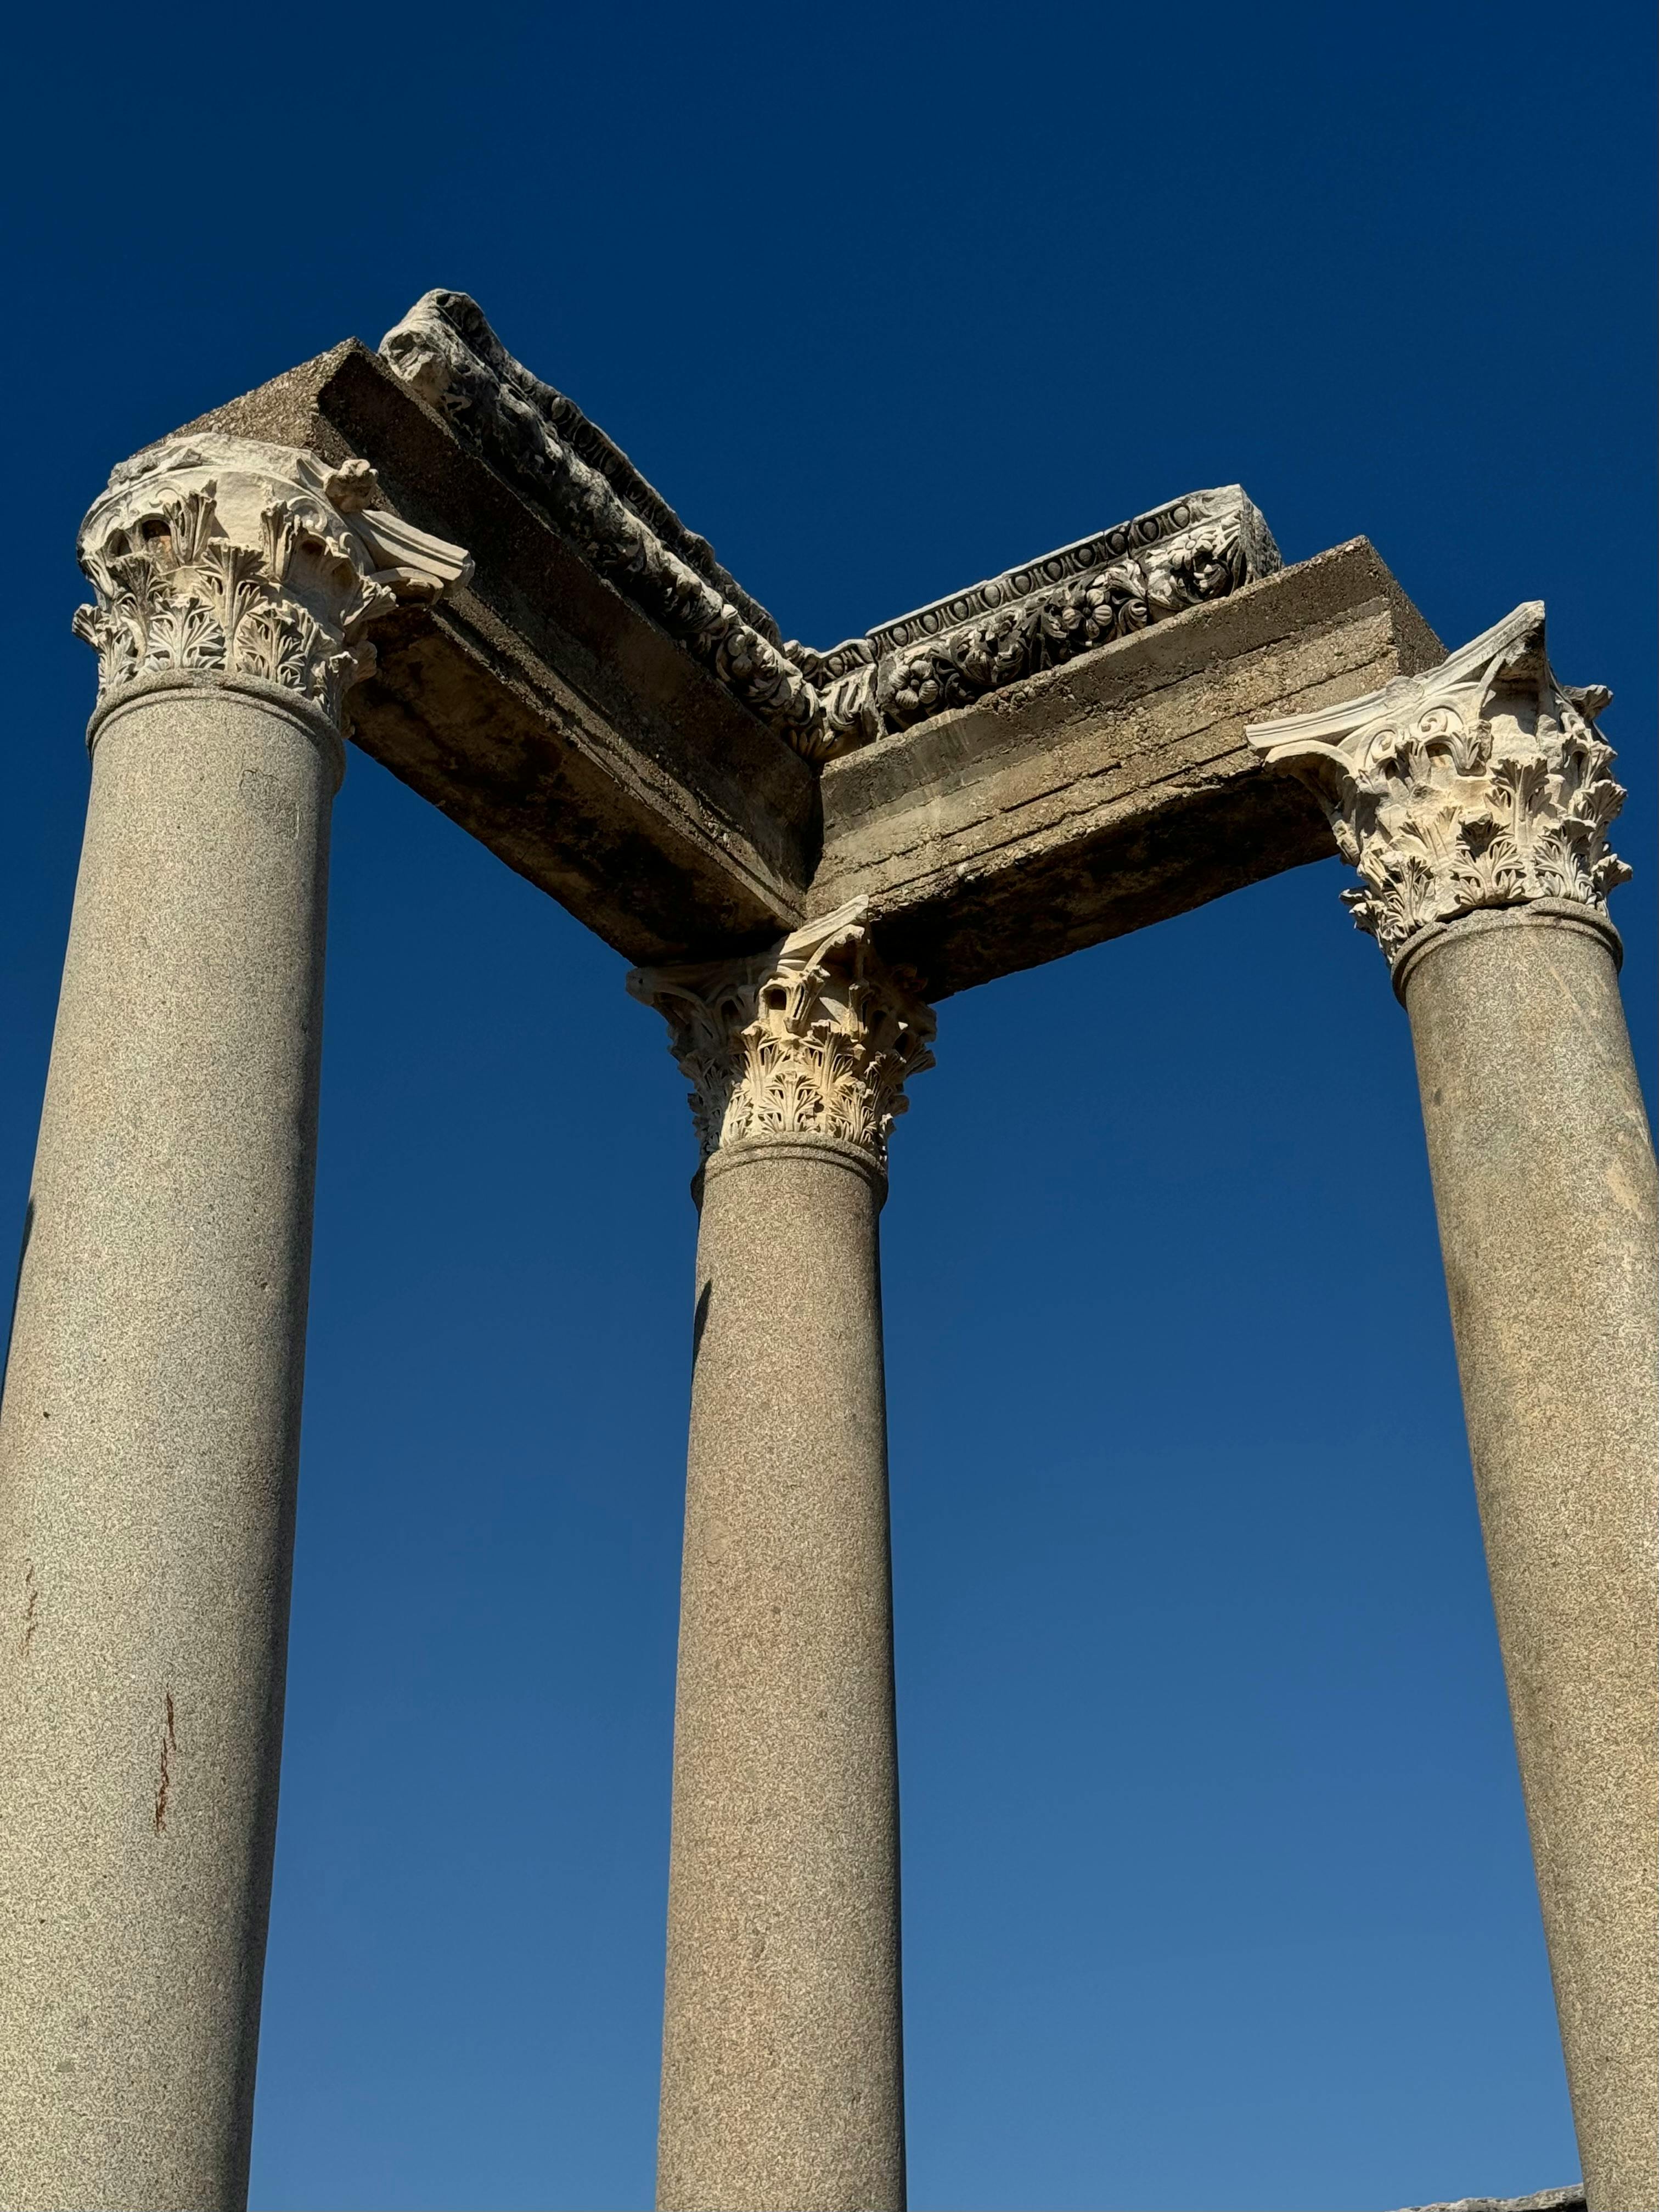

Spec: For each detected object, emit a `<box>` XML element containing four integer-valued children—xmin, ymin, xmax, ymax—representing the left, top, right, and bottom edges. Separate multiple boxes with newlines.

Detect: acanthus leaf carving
<box><xmin>1247</xmin><ymin>602</ymin><xmax>1631</xmax><ymax>968</ymax></box>
<box><xmin>74</xmin><ymin>435</ymin><xmax>475</xmax><ymax>730</ymax></box>
<box><xmin>626</xmin><ymin>899</ymin><xmax>936</xmax><ymax>1170</ymax></box>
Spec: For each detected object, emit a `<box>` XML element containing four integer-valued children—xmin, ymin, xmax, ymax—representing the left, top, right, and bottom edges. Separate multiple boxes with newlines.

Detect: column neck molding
<box><xmin>628</xmin><ymin>900</ymin><xmax>936</xmax><ymax>1175</ymax></box>
<box><xmin>1391</xmin><ymin>898</ymin><xmax>1623</xmax><ymax>1001</ymax></box>
<box><xmin>1247</xmin><ymin>602</ymin><xmax>1630</xmax><ymax>973</ymax></box>
<box><xmin>85</xmin><ymin>668</ymin><xmax>351</xmax><ymax>775</ymax></box>
<box><xmin>72</xmin><ymin>433</ymin><xmax>473</xmax><ymax>740</ymax></box>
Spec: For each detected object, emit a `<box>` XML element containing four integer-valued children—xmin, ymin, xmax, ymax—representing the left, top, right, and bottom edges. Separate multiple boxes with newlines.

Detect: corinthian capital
<box><xmin>628</xmin><ymin>900</ymin><xmax>936</xmax><ymax>1171</ymax></box>
<box><xmin>72</xmin><ymin>434</ymin><xmax>473</xmax><ymax>731</ymax></box>
<box><xmin>1247</xmin><ymin>603</ymin><xmax>1630</xmax><ymax>969</ymax></box>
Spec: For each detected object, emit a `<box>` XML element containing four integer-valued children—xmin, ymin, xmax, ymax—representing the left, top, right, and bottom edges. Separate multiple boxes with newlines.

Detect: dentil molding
<box><xmin>1247</xmin><ymin>602</ymin><xmax>1629</xmax><ymax>969</ymax></box>
<box><xmin>628</xmin><ymin>899</ymin><xmax>936</xmax><ymax>1169</ymax></box>
<box><xmin>74</xmin><ymin>434</ymin><xmax>474</xmax><ymax>730</ymax></box>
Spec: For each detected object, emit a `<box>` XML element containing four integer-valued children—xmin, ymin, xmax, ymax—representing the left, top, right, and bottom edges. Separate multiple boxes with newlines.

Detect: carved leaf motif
<box><xmin>238</xmin><ymin>603</ymin><xmax>317</xmax><ymax>694</ymax></box>
<box><xmin>149</xmin><ymin>598</ymin><xmax>226</xmax><ymax>674</ymax></box>
<box><xmin>196</xmin><ymin>539</ymin><xmax>268</xmax><ymax>649</ymax></box>
<box><xmin>1251</xmin><ymin>606</ymin><xmax>1630</xmax><ymax>966</ymax></box>
<box><xmin>261</xmin><ymin>501</ymin><xmax>303</xmax><ymax>587</ymax></box>
<box><xmin>161</xmin><ymin>486</ymin><xmax>219</xmax><ymax>569</ymax></box>
<box><xmin>75</xmin><ymin>435</ymin><xmax>469</xmax><ymax>725</ymax></box>
<box><xmin>378</xmin><ymin>292</ymin><xmax>1276</xmax><ymax>761</ymax></box>
<box><xmin>628</xmin><ymin>905</ymin><xmax>935</xmax><ymax>1168</ymax></box>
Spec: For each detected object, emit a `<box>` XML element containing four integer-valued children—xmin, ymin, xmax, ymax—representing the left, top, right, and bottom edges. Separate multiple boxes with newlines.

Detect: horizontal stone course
<box><xmin>810</xmin><ymin>539</ymin><xmax>1442</xmax><ymax>996</ymax></box>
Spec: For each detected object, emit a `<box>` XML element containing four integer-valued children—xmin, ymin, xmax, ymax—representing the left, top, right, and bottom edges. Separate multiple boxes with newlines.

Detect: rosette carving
<box><xmin>73</xmin><ymin>435</ymin><xmax>473</xmax><ymax>729</ymax></box>
<box><xmin>1247</xmin><ymin>603</ymin><xmax>1630</xmax><ymax>967</ymax></box>
<box><xmin>627</xmin><ymin>899</ymin><xmax>936</xmax><ymax>1170</ymax></box>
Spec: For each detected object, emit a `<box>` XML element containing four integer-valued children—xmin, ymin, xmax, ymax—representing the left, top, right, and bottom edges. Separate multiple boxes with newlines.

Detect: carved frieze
<box><xmin>1247</xmin><ymin>603</ymin><xmax>1630</xmax><ymax>967</ymax></box>
<box><xmin>627</xmin><ymin>899</ymin><xmax>936</xmax><ymax>1169</ymax></box>
<box><xmin>793</xmin><ymin>487</ymin><xmax>1280</xmax><ymax>739</ymax></box>
<box><xmin>380</xmin><ymin>292</ymin><xmax>827</xmax><ymax>755</ymax></box>
<box><xmin>378</xmin><ymin>291</ymin><xmax>1280</xmax><ymax>762</ymax></box>
<box><xmin>74</xmin><ymin>435</ymin><xmax>473</xmax><ymax>729</ymax></box>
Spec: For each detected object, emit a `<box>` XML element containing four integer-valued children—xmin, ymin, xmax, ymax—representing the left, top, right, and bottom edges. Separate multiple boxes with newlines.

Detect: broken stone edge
<box><xmin>1394</xmin><ymin>2190</ymin><xmax>1583</xmax><ymax>2212</ymax></box>
<box><xmin>378</xmin><ymin>290</ymin><xmax>1282</xmax><ymax>763</ymax></box>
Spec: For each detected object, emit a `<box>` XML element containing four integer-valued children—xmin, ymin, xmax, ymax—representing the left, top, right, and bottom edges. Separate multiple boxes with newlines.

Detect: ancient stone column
<box><xmin>1250</xmin><ymin>606</ymin><xmax>1659</xmax><ymax>2212</ymax></box>
<box><xmin>0</xmin><ymin>436</ymin><xmax>469</xmax><ymax>2212</ymax></box>
<box><xmin>629</xmin><ymin>903</ymin><xmax>935</xmax><ymax>2212</ymax></box>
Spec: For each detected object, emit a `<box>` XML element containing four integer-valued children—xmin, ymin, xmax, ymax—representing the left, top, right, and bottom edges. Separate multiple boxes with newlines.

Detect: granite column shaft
<box><xmin>1401</xmin><ymin>906</ymin><xmax>1658</xmax><ymax>2212</ymax></box>
<box><xmin>631</xmin><ymin>907</ymin><xmax>933</xmax><ymax>2212</ymax></box>
<box><xmin>1250</xmin><ymin>606</ymin><xmax>1659</xmax><ymax>2212</ymax></box>
<box><xmin>0</xmin><ymin>674</ymin><xmax>335</xmax><ymax>2212</ymax></box>
<box><xmin>0</xmin><ymin>436</ymin><xmax>468</xmax><ymax>2211</ymax></box>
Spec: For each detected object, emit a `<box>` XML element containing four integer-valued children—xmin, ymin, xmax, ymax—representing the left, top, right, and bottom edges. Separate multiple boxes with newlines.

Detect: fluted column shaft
<box><xmin>1251</xmin><ymin>606</ymin><xmax>1658</xmax><ymax>2212</ymax></box>
<box><xmin>631</xmin><ymin>906</ymin><xmax>933</xmax><ymax>2212</ymax></box>
<box><xmin>0</xmin><ymin>436</ymin><xmax>468</xmax><ymax>2211</ymax></box>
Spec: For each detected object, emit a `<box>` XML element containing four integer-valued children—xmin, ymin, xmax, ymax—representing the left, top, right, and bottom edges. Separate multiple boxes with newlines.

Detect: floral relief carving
<box><xmin>380</xmin><ymin>292</ymin><xmax>829</xmax><ymax>755</ymax></box>
<box><xmin>872</xmin><ymin>505</ymin><xmax>1268</xmax><ymax>734</ymax></box>
<box><xmin>73</xmin><ymin>435</ymin><xmax>473</xmax><ymax>728</ymax></box>
<box><xmin>379</xmin><ymin>291</ymin><xmax>1280</xmax><ymax>762</ymax></box>
<box><xmin>627</xmin><ymin>900</ymin><xmax>936</xmax><ymax>1169</ymax></box>
<box><xmin>1247</xmin><ymin>603</ymin><xmax>1630</xmax><ymax>967</ymax></box>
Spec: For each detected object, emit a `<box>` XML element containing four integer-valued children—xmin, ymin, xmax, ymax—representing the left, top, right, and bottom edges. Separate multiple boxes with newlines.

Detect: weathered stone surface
<box><xmin>1397</xmin><ymin>2191</ymin><xmax>1584</xmax><ymax>2211</ymax></box>
<box><xmin>0</xmin><ymin>431</ymin><xmax>476</xmax><ymax>2210</ymax></box>
<box><xmin>633</xmin><ymin>928</ymin><xmax>930</xmax><ymax>2210</ymax></box>
<box><xmin>810</xmin><ymin>538</ymin><xmax>1443</xmax><ymax>997</ymax></box>
<box><xmin>72</xmin><ymin>432</ymin><xmax>470</xmax><ymax>725</ymax></box>
<box><xmin>628</xmin><ymin>898</ymin><xmax>935</xmax><ymax>1170</ymax></box>
<box><xmin>0</xmin><ymin>677</ymin><xmax>337</xmax><ymax>2211</ymax></box>
<box><xmin>183</xmin><ymin>342</ymin><xmax>821</xmax><ymax>964</ymax></box>
<box><xmin>1250</xmin><ymin>612</ymin><xmax>1658</xmax><ymax>2212</ymax></box>
<box><xmin>375</xmin><ymin>292</ymin><xmax>1283</xmax><ymax>763</ymax></box>
<box><xmin>1400</xmin><ymin>908</ymin><xmax>1659</xmax><ymax>2212</ymax></box>
<box><xmin>656</xmin><ymin>1134</ymin><xmax>905</xmax><ymax>2212</ymax></box>
<box><xmin>1248</xmin><ymin>602</ymin><xmax>1628</xmax><ymax>972</ymax></box>
<box><xmin>173</xmin><ymin>302</ymin><xmax>1388</xmax><ymax>983</ymax></box>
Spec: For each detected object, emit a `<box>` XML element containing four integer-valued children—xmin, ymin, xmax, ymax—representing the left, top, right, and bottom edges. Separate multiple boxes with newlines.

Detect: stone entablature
<box><xmin>378</xmin><ymin>290</ymin><xmax>1280</xmax><ymax>762</ymax></box>
<box><xmin>380</xmin><ymin>291</ymin><xmax>826</xmax><ymax>757</ymax></box>
<box><xmin>627</xmin><ymin>899</ymin><xmax>935</xmax><ymax>1170</ymax></box>
<box><xmin>1247</xmin><ymin>602</ymin><xmax>1629</xmax><ymax>969</ymax></box>
<box><xmin>795</xmin><ymin>484</ymin><xmax>1279</xmax><ymax>746</ymax></box>
<box><xmin>73</xmin><ymin>435</ymin><xmax>473</xmax><ymax>733</ymax></box>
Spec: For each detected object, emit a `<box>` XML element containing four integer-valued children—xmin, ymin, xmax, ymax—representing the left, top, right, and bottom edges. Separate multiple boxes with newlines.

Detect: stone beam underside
<box><xmin>811</xmin><ymin>540</ymin><xmax>1443</xmax><ymax>997</ymax></box>
<box><xmin>186</xmin><ymin>341</ymin><xmax>819</xmax><ymax>964</ymax></box>
<box><xmin>170</xmin><ymin>293</ymin><xmax>1442</xmax><ymax>991</ymax></box>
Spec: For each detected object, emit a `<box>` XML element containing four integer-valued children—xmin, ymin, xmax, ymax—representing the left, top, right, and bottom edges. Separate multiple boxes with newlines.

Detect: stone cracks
<box><xmin>627</xmin><ymin>899</ymin><xmax>935</xmax><ymax>1169</ymax></box>
<box><xmin>1247</xmin><ymin>603</ymin><xmax>1629</xmax><ymax>969</ymax></box>
<box><xmin>74</xmin><ymin>435</ymin><xmax>473</xmax><ymax>731</ymax></box>
<box><xmin>378</xmin><ymin>291</ymin><xmax>1280</xmax><ymax>763</ymax></box>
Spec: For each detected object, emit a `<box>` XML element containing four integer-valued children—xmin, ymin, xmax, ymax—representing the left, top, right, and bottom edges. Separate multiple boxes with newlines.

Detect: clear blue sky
<box><xmin>2</xmin><ymin>4</ymin><xmax>1654</xmax><ymax>2208</ymax></box>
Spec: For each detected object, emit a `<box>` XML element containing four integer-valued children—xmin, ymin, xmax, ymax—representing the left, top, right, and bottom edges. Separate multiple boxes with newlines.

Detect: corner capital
<box><xmin>72</xmin><ymin>433</ymin><xmax>474</xmax><ymax>734</ymax></box>
<box><xmin>1247</xmin><ymin>603</ymin><xmax>1630</xmax><ymax>970</ymax></box>
<box><xmin>627</xmin><ymin>900</ymin><xmax>936</xmax><ymax>1172</ymax></box>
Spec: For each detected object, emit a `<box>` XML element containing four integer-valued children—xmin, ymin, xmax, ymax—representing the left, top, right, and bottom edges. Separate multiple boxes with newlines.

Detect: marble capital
<box><xmin>1246</xmin><ymin>602</ymin><xmax>1630</xmax><ymax>971</ymax></box>
<box><xmin>628</xmin><ymin>900</ymin><xmax>936</xmax><ymax>1171</ymax></box>
<box><xmin>72</xmin><ymin>432</ymin><xmax>473</xmax><ymax>740</ymax></box>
